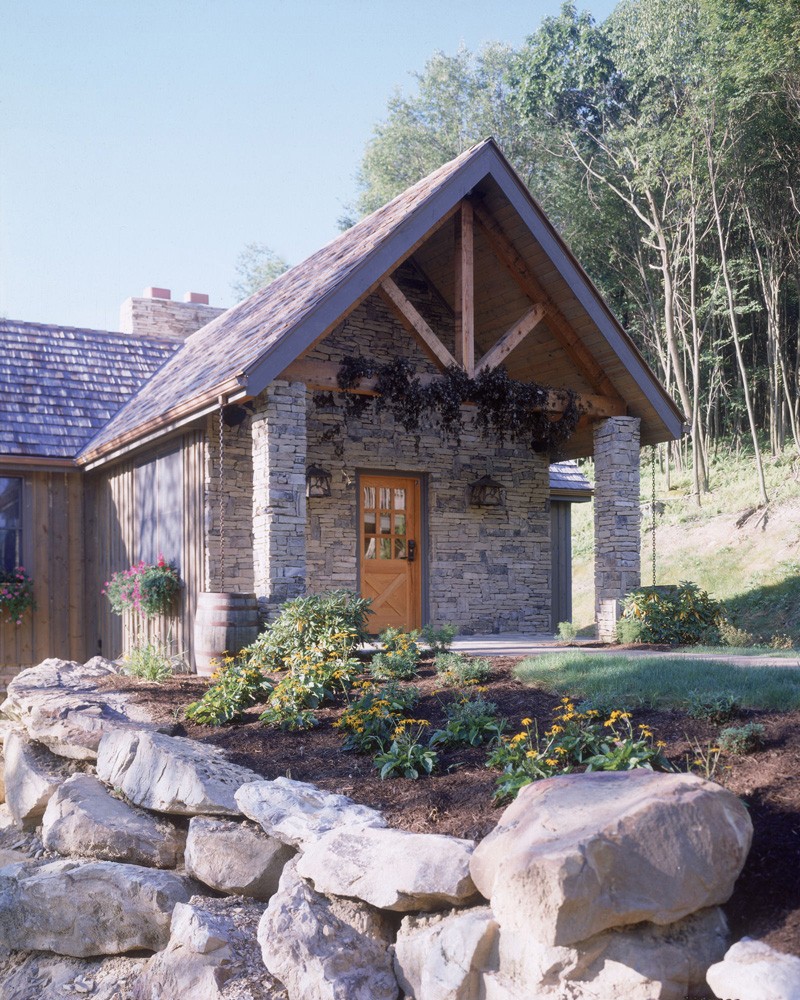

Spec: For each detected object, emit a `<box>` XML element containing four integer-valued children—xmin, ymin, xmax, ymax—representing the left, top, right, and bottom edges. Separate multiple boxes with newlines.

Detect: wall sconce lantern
<box><xmin>468</xmin><ymin>474</ymin><xmax>506</xmax><ymax>508</ymax></box>
<box><xmin>306</xmin><ymin>465</ymin><xmax>332</xmax><ymax>498</ymax></box>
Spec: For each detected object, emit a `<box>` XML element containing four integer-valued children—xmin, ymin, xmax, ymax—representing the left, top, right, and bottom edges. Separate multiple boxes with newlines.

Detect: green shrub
<box><xmin>121</xmin><ymin>641</ymin><xmax>176</xmax><ymax>683</ymax></box>
<box><xmin>487</xmin><ymin>699</ymin><xmax>673</xmax><ymax>802</ymax></box>
<box><xmin>420</xmin><ymin>623</ymin><xmax>458</xmax><ymax>654</ymax></box>
<box><xmin>335</xmin><ymin>681</ymin><xmax>420</xmax><ymax>753</ymax></box>
<box><xmin>186</xmin><ymin>655</ymin><xmax>274</xmax><ymax>725</ymax></box>
<box><xmin>618</xmin><ymin>582</ymin><xmax>723</xmax><ymax>646</ymax></box>
<box><xmin>685</xmin><ymin>690</ymin><xmax>740</xmax><ymax>723</ymax></box>
<box><xmin>429</xmin><ymin>694</ymin><xmax>506</xmax><ymax>749</ymax></box>
<box><xmin>374</xmin><ymin>721</ymin><xmax>438</xmax><ymax>779</ymax></box>
<box><xmin>718</xmin><ymin>620</ymin><xmax>756</xmax><ymax>648</ymax></box>
<box><xmin>556</xmin><ymin>621</ymin><xmax>577</xmax><ymax>641</ymax></box>
<box><xmin>369</xmin><ymin>628</ymin><xmax>421</xmax><ymax>680</ymax></box>
<box><xmin>259</xmin><ymin>648</ymin><xmax>361</xmax><ymax>730</ymax></box>
<box><xmin>245</xmin><ymin>591</ymin><xmax>372</xmax><ymax>672</ymax></box>
<box><xmin>718</xmin><ymin>722</ymin><xmax>766</xmax><ymax>755</ymax></box>
<box><xmin>433</xmin><ymin>652</ymin><xmax>492</xmax><ymax>686</ymax></box>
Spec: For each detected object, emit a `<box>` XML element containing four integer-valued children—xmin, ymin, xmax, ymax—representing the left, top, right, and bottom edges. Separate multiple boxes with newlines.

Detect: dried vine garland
<box><xmin>332</xmin><ymin>355</ymin><xmax>581</xmax><ymax>457</ymax></box>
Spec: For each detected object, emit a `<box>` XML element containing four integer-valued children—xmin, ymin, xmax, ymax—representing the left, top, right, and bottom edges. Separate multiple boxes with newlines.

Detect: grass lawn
<box><xmin>515</xmin><ymin>651</ymin><xmax>800</xmax><ymax>712</ymax></box>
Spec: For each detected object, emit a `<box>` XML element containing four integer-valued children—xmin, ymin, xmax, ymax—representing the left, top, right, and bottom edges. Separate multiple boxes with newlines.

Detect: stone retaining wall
<box><xmin>0</xmin><ymin>657</ymin><xmax>779</xmax><ymax>1000</ymax></box>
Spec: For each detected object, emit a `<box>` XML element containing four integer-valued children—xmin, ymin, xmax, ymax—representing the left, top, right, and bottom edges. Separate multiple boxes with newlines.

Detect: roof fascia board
<box><xmin>240</xmin><ymin>147</ymin><xmax>498</xmax><ymax>399</ymax></box>
<box><xmin>485</xmin><ymin>156</ymin><xmax>685</xmax><ymax>440</ymax></box>
<box><xmin>0</xmin><ymin>455</ymin><xmax>79</xmax><ymax>472</ymax></box>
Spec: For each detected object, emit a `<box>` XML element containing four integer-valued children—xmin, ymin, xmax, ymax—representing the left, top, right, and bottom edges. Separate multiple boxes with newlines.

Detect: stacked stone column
<box><xmin>251</xmin><ymin>381</ymin><xmax>307</xmax><ymax>621</ymax></box>
<box><xmin>593</xmin><ymin>417</ymin><xmax>641</xmax><ymax>641</ymax></box>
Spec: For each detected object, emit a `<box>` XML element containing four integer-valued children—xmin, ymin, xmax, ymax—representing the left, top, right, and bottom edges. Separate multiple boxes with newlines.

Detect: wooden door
<box><xmin>360</xmin><ymin>475</ymin><xmax>421</xmax><ymax>633</ymax></box>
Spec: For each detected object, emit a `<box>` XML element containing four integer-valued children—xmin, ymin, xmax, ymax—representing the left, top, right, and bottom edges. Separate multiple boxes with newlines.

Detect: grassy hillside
<box><xmin>571</xmin><ymin>446</ymin><xmax>800</xmax><ymax>644</ymax></box>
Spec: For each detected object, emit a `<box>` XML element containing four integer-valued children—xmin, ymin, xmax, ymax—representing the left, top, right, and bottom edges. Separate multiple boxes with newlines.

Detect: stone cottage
<box><xmin>0</xmin><ymin>139</ymin><xmax>683</xmax><ymax>677</ymax></box>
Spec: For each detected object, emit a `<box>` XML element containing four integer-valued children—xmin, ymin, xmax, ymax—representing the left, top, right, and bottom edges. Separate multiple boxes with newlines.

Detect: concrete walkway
<box><xmin>440</xmin><ymin>634</ymin><xmax>800</xmax><ymax>668</ymax></box>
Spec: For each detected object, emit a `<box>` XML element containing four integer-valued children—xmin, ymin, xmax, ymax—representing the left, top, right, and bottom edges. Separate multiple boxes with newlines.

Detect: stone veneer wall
<box><xmin>203</xmin><ymin>414</ymin><xmax>255</xmax><ymax>594</ymax></box>
<box><xmin>303</xmin><ymin>294</ymin><xmax>551</xmax><ymax>634</ymax></box>
<box><xmin>251</xmin><ymin>382</ymin><xmax>308</xmax><ymax>621</ymax></box>
<box><xmin>593</xmin><ymin>416</ymin><xmax>641</xmax><ymax>641</ymax></box>
<box><xmin>119</xmin><ymin>297</ymin><xmax>225</xmax><ymax>340</ymax></box>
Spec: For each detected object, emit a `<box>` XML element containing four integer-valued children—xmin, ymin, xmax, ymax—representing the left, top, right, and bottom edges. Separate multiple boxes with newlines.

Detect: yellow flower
<box><xmin>549</xmin><ymin>724</ymin><xmax>564</xmax><ymax>734</ymax></box>
<box><xmin>525</xmin><ymin>750</ymin><xmax>537</xmax><ymax>758</ymax></box>
<box><xmin>521</xmin><ymin>717</ymin><xmax>533</xmax><ymax>726</ymax></box>
<box><xmin>656</xmin><ymin>741</ymin><xmax>666</xmax><ymax>748</ymax></box>
<box><xmin>510</xmin><ymin>733</ymin><xmax>527</xmax><ymax>745</ymax></box>
<box><xmin>545</xmin><ymin>759</ymin><xmax>558</xmax><ymax>767</ymax></box>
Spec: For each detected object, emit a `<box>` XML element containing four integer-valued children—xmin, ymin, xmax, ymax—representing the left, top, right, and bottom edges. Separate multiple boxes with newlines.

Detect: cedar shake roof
<box><xmin>79</xmin><ymin>138</ymin><xmax>684</xmax><ymax>464</ymax></box>
<box><xmin>0</xmin><ymin>320</ymin><xmax>178</xmax><ymax>459</ymax></box>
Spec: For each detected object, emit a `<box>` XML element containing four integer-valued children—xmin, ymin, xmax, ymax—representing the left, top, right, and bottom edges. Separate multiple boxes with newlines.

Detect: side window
<box><xmin>0</xmin><ymin>478</ymin><xmax>22</xmax><ymax>573</ymax></box>
<box><xmin>135</xmin><ymin>449</ymin><xmax>183</xmax><ymax>570</ymax></box>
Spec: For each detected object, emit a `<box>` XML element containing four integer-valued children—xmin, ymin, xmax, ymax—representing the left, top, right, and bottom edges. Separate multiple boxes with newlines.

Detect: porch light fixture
<box><xmin>468</xmin><ymin>474</ymin><xmax>506</xmax><ymax>508</ymax></box>
<box><xmin>306</xmin><ymin>465</ymin><xmax>332</xmax><ymax>498</ymax></box>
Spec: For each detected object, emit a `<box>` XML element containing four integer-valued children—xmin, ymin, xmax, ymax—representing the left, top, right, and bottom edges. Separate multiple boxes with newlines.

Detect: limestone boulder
<box><xmin>0</xmin><ymin>719</ymin><xmax>16</xmax><ymax>804</ymax></box>
<box><xmin>132</xmin><ymin>897</ymin><xmax>286</xmax><ymax>1000</ymax></box>
<box><xmin>0</xmin><ymin>951</ymin><xmax>148</xmax><ymax>1000</ymax></box>
<box><xmin>184</xmin><ymin>816</ymin><xmax>295</xmax><ymax>898</ymax></box>
<box><xmin>42</xmin><ymin>773</ymin><xmax>186</xmax><ymax>867</ymax></box>
<box><xmin>0</xmin><ymin>858</ymin><xmax>198</xmax><ymax>956</ymax></box>
<box><xmin>470</xmin><ymin>771</ymin><xmax>752</xmax><ymax>946</ymax></box>
<box><xmin>235</xmin><ymin>777</ymin><xmax>386</xmax><ymax>849</ymax></box>
<box><xmin>494</xmin><ymin>905</ymin><xmax>729</xmax><ymax>1000</ymax></box>
<box><xmin>3</xmin><ymin>729</ymin><xmax>75</xmax><ymax>829</ymax></box>
<box><xmin>706</xmin><ymin>938</ymin><xmax>800</xmax><ymax>1000</ymax></box>
<box><xmin>296</xmin><ymin>825</ymin><xmax>479</xmax><ymax>912</ymax></box>
<box><xmin>393</xmin><ymin>907</ymin><xmax>498</xmax><ymax>1000</ymax></box>
<box><xmin>258</xmin><ymin>859</ymin><xmax>398</xmax><ymax>1000</ymax></box>
<box><xmin>1</xmin><ymin>656</ymin><xmax>171</xmax><ymax>761</ymax></box>
<box><xmin>96</xmin><ymin>729</ymin><xmax>262</xmax><ymax>815</ymax></box>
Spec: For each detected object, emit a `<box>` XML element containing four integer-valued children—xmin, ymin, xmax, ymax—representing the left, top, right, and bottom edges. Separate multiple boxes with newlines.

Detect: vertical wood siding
<box><xmin>0</xmin><ymin>470</ymin><xmax>86</xmax><ymax>683</ymax></box>
<box><xmin>83</xmin><ymin>429</ymin><xmax>206</xmax><ymax>670</ymax></box>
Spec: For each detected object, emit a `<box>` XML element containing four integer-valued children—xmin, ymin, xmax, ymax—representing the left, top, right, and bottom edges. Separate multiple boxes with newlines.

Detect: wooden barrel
<box><xmin>193</xmin><ymin>592</ymin><xmax>260</xmax><ymax>676</ymax></box>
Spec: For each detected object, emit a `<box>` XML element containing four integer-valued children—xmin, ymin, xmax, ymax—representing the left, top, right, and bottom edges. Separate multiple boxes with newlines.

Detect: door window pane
<box><xmin>363</xmin><ymin>512</ymin><xmax>376</xmax><ymax>534</ymax></box>
<box><xmin>380</xmin><ymin>488</ymin><xmax>391</xmax><ymax>509</ymax></box>
<box><xmin>394</xmin><ymin>514</ymin><xmax>406</xmax><ymax>536</ymax></box>
<box><xmin>363</xmin><ymin>486</ymin><xmax>375</xmax><ymax>509</ymax></box>
<box><xmin>364</xmin><ymin>538</ymin><xmax>376</xmax><ymax>559</ymax></box>
<box><xmin>394</xmin><ymin>538</ymin><xmax>407</xmax><ymax>558</ymax></box>
<box><xmin>380</xmin><ymin>514</ymin><xmax>391</xmax><ymax>534</ymax></box>
<box><xmin>393</xmin><ymin>489</ymin><xmax>406</xmax><ymax>510</ymax></box>
<box><xmin>379</xmin><ymin>538</ymin><xmax>392</xmax><ymax>559</ymax></box>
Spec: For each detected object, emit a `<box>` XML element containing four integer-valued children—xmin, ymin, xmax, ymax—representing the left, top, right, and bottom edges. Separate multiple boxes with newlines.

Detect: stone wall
<box><xmin>594</xmin><ymin>416</ymin><xmax>641</xmax><ymax>641</ymax></box>
<box><xmin>251</xmin><ymin>382</ymin><xmax>307</xmax><ymax>621</ymax></box>
<box><xmin>203</xmin><ymin>413</ymin><xmax>255</xmax><ymax>594</ymax></box>
<box><xmin>304</xmin><ymin>295</ymin><xmax>552</xmax><ymax>634</ymax></box>
<box><xmin>119</xmin><ymin>296</ymin><xmax>225</xmax><ymax>340</ymax></box>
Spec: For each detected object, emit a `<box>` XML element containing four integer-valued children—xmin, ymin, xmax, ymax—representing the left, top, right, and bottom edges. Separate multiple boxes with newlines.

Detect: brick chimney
<box><xmin>119</xmin><ymin>287</ymin><xmax>226</xmax><ymax>340</ymax></box>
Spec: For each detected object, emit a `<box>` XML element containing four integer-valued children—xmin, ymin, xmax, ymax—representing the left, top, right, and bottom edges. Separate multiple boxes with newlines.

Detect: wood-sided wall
<box><xmin>0</xmin><ymin>469</ymin><xmax>86</xmax><ymax>685</ymax></box>
<box><xmin>83</xmin><ymin>428</ymin><xmax>207</xmax><ymax>671</ymax></box>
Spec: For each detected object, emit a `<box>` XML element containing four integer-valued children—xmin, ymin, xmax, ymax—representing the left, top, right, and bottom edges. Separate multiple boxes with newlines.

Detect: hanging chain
<box><xmin>218</xmin><ymin>400</ymin><xmax>226</xmax><ymax>593</ymax></box>
<box><xmin>651</xmin><ymin>444</ymin><xmax>657</xmax><ymax>587</ymax></box>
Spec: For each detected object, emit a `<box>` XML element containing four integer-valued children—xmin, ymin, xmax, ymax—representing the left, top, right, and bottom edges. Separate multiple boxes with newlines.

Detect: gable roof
<box><xmin>79</xmin><ymin>139</ymin><xmax>684</xmax><ymax>465</ymax></box>
<box><xmin>0</xmin><ymin>320</ymin><xmax>178</xmax><ymax>461</ymax></box>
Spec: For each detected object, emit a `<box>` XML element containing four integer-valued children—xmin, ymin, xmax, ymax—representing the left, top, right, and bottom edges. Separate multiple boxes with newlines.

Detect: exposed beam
<box><xmin>378</xmin><ymin>278</ymin><xmax>458</xmax><ymax>372</ymax></box>
<box><xmin>280</xmin><ymin>358</ymin><xmax>625</xmax><ymax>420</ymax></box>
<box><xmin>454</xmin><ymin>201</ymin><xmax>475</xmax><ymax>375</ymax></box>
<box><xmin>474</xmin><ymin>303</ymin><xmax>546</xmax><ymax>376</ymax></box>
<box><xmin>471</xmin><ymin>200</ymin><xmax>622</xmax><ymax>402</ymax></box>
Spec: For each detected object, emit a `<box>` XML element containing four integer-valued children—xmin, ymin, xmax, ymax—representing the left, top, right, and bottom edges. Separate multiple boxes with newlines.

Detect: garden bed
<box><xmin>99</xmin><ymin>655</ymin><xmax>800</xmax><ymax>956</ymax></box>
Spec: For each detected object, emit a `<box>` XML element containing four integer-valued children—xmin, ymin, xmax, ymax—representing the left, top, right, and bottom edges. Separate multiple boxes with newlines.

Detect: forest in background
<box><xmin>347</xmin><ymin>0</ymin><xmax>800</xmax><ymax>505</ymax></box>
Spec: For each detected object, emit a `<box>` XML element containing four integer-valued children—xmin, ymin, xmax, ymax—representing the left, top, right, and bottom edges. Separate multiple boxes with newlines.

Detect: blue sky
<box><xmin>0</xmin><ymin>1</ymin><xmax>616</xmax><ymax>331</ymax></box>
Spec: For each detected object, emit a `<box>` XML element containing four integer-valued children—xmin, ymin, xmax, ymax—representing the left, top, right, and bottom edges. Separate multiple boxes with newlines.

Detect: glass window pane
<box><xmin>394</xmin><ymin>514</ymin><xmax>406</xmax><ymax>536</ymax></box>
<box><xmin>380</xmin><ymin>514</ymin><xmax>391</xmax><ymax>534</ymax></box>
<box><xmin>364</xmin><ymin>512</ymin><xmax>376</xmax><ymax>534</ymax></box>
<box><xmin>0</xmin><ymin>478</ymin><xmax>22</xmax><ymax>574</ymax></box>
<box><xmin>393</xmin><ymin>488</ymin><xmax>406</xmax><ymax>511</ymax></box>
<box><xmin>380</xmin><ymin>488</ymin><xmax>391</xmax><ymax>509</ymax></box>
<box><xmin>394</xmin><ymin>538</ymin><xmax>407</xmax><ymax>558</ymax></box>
<box><xmin>363</xmin><ymin>486</ymin><xmax>375</xmax><ymax>509</ymax></box>
<box><xmin>379</xmin><ymin>538</ymin><xmax>392</xmax><ymax>559</ymax></box>
<box><xmin>364</xmin><ymin>538</ymin><xmax>376</xmax><ymax>559</ymax></box>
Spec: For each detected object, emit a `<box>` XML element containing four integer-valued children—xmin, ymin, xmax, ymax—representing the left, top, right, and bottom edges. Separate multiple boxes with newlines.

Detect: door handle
<box><xmin>400</xmin><ymin>540</ymin><xmax>416</xmax><ymax>562</ymax></box>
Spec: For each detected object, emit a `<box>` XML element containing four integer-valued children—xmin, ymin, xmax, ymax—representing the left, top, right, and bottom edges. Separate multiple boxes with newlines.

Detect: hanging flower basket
<box><xmin>104</xmin><ymin>557</ymin><xmax>181</xmax><ymax>618</ymax></box>
<box><xmin>0</xmin><ymin>567</ymin><xmax>35</xmax><ymax>626</ymax></box>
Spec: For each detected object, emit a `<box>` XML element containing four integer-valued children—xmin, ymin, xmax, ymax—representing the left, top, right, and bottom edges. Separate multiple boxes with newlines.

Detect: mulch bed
<box><xmin>100</xmin><ymin>656</ymin><xmax>800</xmax><ymax>956</ymax></box>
